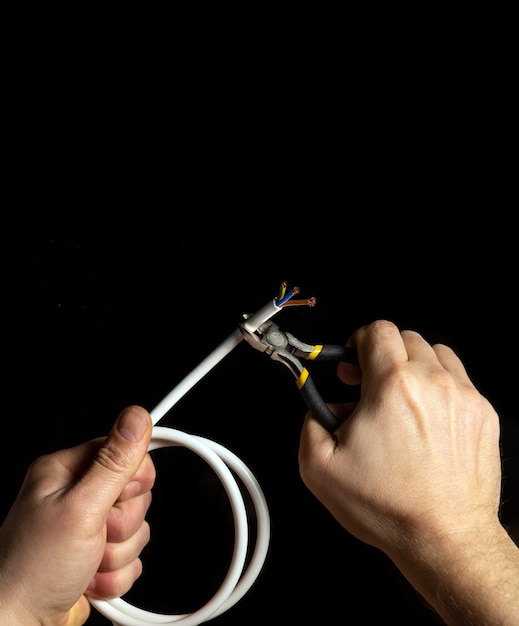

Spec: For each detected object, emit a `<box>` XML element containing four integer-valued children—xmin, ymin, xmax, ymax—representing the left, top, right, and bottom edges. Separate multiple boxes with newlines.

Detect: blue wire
<box><xmin>275</xmin><ymin>290</ymin><xmax>296</xmax><ymax>306</ymax></box>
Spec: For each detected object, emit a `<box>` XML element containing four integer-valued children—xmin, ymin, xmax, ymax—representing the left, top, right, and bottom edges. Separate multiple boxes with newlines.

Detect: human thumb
<box><xmin>78</xmin><ymin>405</ymin><xmax>153</xmax><ymax>517</ymax></box>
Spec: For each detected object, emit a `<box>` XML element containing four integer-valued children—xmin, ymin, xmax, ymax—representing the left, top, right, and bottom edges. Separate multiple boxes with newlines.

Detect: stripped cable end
<box><xmin>242</xmin><ymin>283</ymin><xmax>316</xmax><ymax>334</ymax></box>
<box><xmin>275</xmin><ymin>283</ymin><xmax>316</xmax><ymax>308</ymax></box>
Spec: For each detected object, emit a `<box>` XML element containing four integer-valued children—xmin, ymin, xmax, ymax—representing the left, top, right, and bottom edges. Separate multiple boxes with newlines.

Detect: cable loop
<box><xmin>90</xmin><ymin>426</ymin><xmax>270</xmax><ymax>626</ymax></box>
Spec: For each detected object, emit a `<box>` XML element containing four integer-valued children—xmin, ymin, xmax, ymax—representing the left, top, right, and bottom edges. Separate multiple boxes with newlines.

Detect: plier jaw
<box><xmin>239</xmin><ymin>317</ymin><xmax>281</xmax><ymax>356</ymax></box>
<box><xmin>239</xmin><ymin>318</ymin><xmax>307</xmax><ymax>377</ymax></box>
<box><xmin>239</xmin><ymin>310</ymin><xmax>360</xmax><ymax>433</ymax></box>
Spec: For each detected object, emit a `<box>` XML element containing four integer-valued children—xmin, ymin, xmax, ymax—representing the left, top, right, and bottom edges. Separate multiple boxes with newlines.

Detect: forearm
<box><xmin>390</xmin><ymin>521</ymin><xmax>519</xmax><ymax>625</ymax></box>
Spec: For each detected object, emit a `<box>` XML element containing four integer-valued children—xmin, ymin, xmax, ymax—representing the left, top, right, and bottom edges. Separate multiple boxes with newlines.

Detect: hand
<box><xmin>298</xmin><ymin>320</ymin><xmax>519</xmax><ymax>624</ymax></box>
<box><xmin>299</xmin><ymin>319</ymin><xmax>501</xmax><ymax>549</ymax></box>
<box><xmin>0</xmin><ymin>405</ymin><xmax>156</xmax><ymax>626</ymax></box>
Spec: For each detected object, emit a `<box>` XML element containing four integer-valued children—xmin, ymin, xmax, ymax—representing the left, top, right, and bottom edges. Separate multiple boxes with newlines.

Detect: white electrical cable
<box><xmin>148</xmin><ymin>329</ymin><xmax>245</xmax><ymax>427</ymax></box>
<box><xmin>90</xmin><ymin>427</ymin><xmax>270</xmax><ymax>626</ymax></box>
<box><xmin>90</xmin><ymin>301</ymin><xmax>281</xmax><ymax>626</ymax></box>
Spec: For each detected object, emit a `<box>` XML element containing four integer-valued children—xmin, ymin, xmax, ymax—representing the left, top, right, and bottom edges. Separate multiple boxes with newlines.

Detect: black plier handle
<box><xmin>239</xmin><ymin>318</ymin><xmax>359</xmax><ymax>433</ymax></box>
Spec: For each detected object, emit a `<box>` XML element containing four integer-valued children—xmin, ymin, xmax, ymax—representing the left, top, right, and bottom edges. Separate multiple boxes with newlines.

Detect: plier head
<box><xmin>239</xmin><ymin>294</ymin><xmax>360</xmax><ymax>434</ymax></box>
<box><xmin>239</xmin><ymin>318</ymin><xmax>289</xmax><ymax>356</ymax></box>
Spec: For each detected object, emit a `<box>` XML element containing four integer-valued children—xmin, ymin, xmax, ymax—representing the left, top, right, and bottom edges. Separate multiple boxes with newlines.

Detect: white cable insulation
<box><xmin>150</xmin><ymin>328</ymin><xmax>244</xmax><ymax>426</ymax></box>
<box><xmin>149</xmin><ymin>299</ymin><xmax>281</xmax><ymax>427</ymax></box>
<box><xmin>90</xmin><ymin>427</ymin><xmax>270</xmax><ymax>625</ymax></box>
<box><xmin>90</xmin><ymin>308</ymin><xmax>280</xmax><ymax>625</ymax></box>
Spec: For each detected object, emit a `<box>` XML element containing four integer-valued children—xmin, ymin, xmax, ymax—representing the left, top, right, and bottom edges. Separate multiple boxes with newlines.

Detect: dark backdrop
<box><xmin>3</xmin><ymin>12</ymin><xmax>517</xmax><ymax>623</ymax></box>
<box><xmin>3</xmin><ymin>232</ymin><xmax>518</xmax><ymax>625</ymax></box>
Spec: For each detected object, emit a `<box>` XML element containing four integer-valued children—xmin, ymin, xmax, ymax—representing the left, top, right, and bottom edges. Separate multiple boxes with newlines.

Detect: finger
<box><xmin>98</xmin><ymin>521</ymin><xmax>151</xmax><ymax>572</ymax></box>
<box><xmin>337</xmin><ymin>320</ymin><xmax>407</xmax><ymax>386</ymax></box>
<box><xmin>74</xmin><ymin>406</ymin><xmax>153</xmax><ymax>522</ymax></box>
<box><xmin>433</xmin><ymin>342</ymin><xmax>473</xmax><ymax>382</ymax></box>
<box><xmin>403</xmin><ymin>332</ymin><xmax>474</xmax><ymax>387</ymax></box>
<box><xmin>106</xmin><ymin>490</ymin><xmax>153</xmax><ymax>543</ymax></box>
<box><xmin>86</xmin><ymin>557</ymin><xmax>144</xmax><ymax>600</ymax></box>
<box><xmin>337</xmin><ymin>360</ymin><xmax>362</xmax><ymax>385</ymax></box>
<box><xmin>298</xmin><ymin>412</ymin><xmax>338</xmax><ymax>491</ymax></box>
<box><xmin>300</xmin><ymin>409</ymin><xmax>340</xmax><ymax>457</ymax></box>
<box><xmin>401</xmin><ymin>328</ymin><xmax>440</xmax><ymax>362</ymax></box>
<box><xmin>117</xmin><ymin>453</ymin><xmax>156</xmax><ymax>502</ymax></box>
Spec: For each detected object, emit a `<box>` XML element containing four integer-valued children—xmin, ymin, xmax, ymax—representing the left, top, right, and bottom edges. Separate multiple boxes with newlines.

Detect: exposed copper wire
<box><xmin>275</xmin><ymin>283</ymin><xmax>316</xmax><ymax>307</ymax></box>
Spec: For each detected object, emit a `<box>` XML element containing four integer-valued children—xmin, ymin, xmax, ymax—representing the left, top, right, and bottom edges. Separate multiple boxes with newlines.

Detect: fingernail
<box><xmin>118</xmin><ymin>406</ymin><xmax>148</xmax><ymax>442</ymax></box>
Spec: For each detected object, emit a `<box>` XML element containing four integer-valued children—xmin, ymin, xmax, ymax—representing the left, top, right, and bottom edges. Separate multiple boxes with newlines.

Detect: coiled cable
<box><xmin>90</xmin><ymin>327</ymin><xmax>271</xmax><ymax>625</ymax></box>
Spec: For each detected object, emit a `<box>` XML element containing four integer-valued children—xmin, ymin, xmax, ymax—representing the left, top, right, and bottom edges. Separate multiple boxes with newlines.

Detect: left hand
<box><xmin>0</xmin><ymin>405</ymin><xmax>155</xmax><ymax>625</ymax></box>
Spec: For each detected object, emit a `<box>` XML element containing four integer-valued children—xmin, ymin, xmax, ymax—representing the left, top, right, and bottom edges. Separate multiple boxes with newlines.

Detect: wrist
<box><xmin>388</xmin><ymin>518</ymin><xmax>519</xmax><ymax>625</ymax></box>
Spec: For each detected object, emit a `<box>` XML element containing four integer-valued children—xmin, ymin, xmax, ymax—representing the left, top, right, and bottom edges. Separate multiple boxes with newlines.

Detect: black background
<box><xmin>3</xmin><ymin>230</ymin><xmax>518</xmax><ymax>625</ymax></box>
<box><xmin>2</xmin><ymin>15</ymin><xmax>517</xmax><ymax>623</ymax></box>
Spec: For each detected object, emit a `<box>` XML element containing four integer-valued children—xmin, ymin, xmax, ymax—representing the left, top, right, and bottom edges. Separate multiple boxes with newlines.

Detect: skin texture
<box><xmin>2</xmin><ymin>322</ymin><xmax>518</xmax><ymax>625</ymax></box>
<box><xmin>299</xmin><ymin>320</ymin><xmax>519</xmax><ymax>625</ymax></box>
<box><xmin>0</xmin><ymin>405</ymin><xmax>155</xmax><ymax>626</ymax></box>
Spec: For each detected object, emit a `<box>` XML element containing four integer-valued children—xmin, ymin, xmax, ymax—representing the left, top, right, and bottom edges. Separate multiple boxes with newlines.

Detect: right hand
<box><xmin>298</xmin><ymin>319</ymin><xmax>502</xmax><ymax>555</ymax></box>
